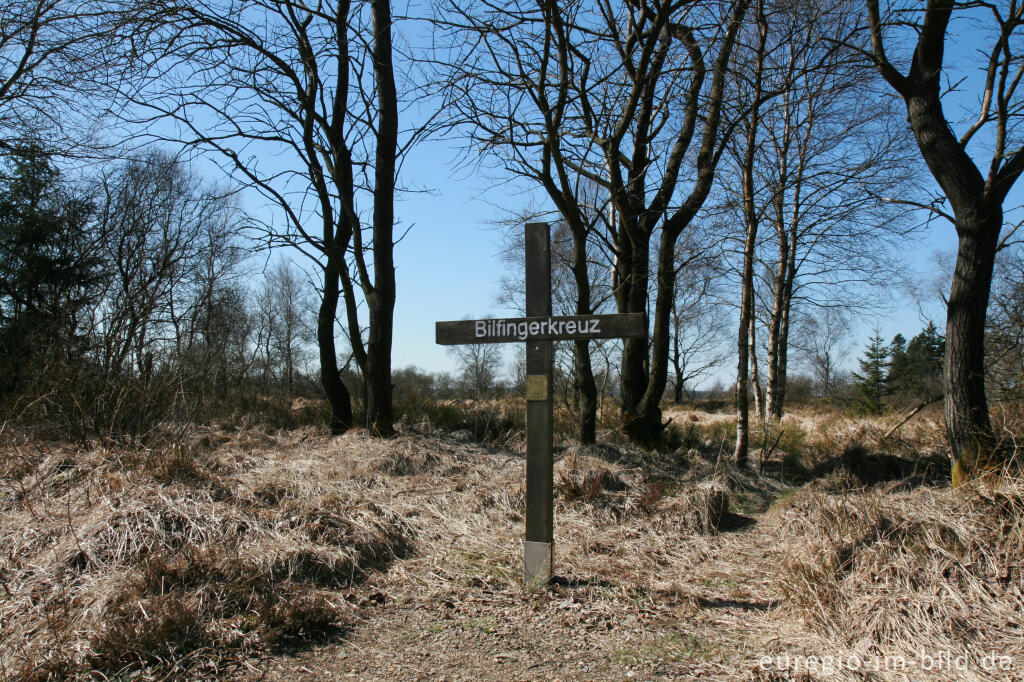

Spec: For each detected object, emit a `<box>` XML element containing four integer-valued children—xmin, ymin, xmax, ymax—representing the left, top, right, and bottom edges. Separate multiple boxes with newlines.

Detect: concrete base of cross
<box><xmin>522</xmin><ymin>540</ymin><xmax>552</xmax><ymax>585</ymax></box>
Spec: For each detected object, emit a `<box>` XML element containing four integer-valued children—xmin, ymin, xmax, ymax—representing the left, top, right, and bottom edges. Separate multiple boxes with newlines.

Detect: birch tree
<box><xmin>439</xmin><ymin>0</ymin><xmax>751</xmax><ymax>444</ymax></box>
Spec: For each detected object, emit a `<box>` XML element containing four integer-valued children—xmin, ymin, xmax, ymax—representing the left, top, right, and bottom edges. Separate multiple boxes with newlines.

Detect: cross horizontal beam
<box><xmin>435</xmin><ymin>313</ymin><xmax>645</xmax><ymax>345</ymax></box>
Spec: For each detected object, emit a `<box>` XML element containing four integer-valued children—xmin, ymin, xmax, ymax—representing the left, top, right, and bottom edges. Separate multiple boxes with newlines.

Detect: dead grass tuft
<box><xmin>770</xmin><ymin>474</ymin><xmax>1024</xmax><ymax>675</ymax></box>
<box><xmin>555</xmin><ymin>456</ymin><xmax>628</xmax><ymax>503</ymax></box>
<box><xmin>550</xmin><ymin>451</ymin><xmax>762</xmax><ymax>535</ymax></box>
<box><xmin>375</xmin><ymin>446</ymin><xmax>466</xmax><ymax>477</ymax></box>
<box><xmin>0</xmin><ymin>426</ymin><xmax>414</xmax><ymax>679</ymax></box>
<box><xmin>654</xmin><ymin>480</ymin><xmax>731</xmax><ymax>534</ymax></box>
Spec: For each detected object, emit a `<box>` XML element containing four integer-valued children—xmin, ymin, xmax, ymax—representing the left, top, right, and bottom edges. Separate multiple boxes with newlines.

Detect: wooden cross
<box><xmin>436</xmin><ymin>222</ymin><xmax>645</xmax><ymax>584</ymax></box>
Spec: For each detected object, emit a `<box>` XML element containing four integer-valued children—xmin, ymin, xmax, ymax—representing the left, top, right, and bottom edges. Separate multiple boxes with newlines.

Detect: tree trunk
<box><xmin>734</xmin><ymin>273</ymin><xmax>753</xmax><ymax>467</ymax></box>
<box><xmin>285</xmin><ymin>339</ymin><xmax>294</xmax><ymax>394</ymax></box>
<box><xmin>749</xmin><ymin>314</ymin><xmax>764</xmax><ymax>421</ymax></box>
<box><xmin>605</xmin><ymin>0</ymin><xmax>749</xmax><ymax>445</ymax></box>
<box><xmin>770</xmin><ymin>220</ymin><xmax>797</xmax><ymax>419</ymax></box>
<box><xmin>770</xmin><ymin>283</ymin><xmax>793</xmax><ymax>419</ymax></box>
<box><xmin>632</xmin><ymin>228</ymin><xmax>680</xmax><ymax>441</ymax></box>
<box><xmin>672</xmin><ymin>335</ymin><xmax>684</xmax><ymax>404</ymax></box>
<box><xmin>571</xmin><ymin>229</ymin><xmax>597</xmax><ymax>444</ymax></box>
<box><xmin>365</xmin><ymin>289</ymin><xmax>394</xmax><ymax>434</ymax></box>
<box><xmin>765</xmin><ymin>250</ymin><xmax>787</xmax><ymax>420</ymax></box>
<box><xmin>318</xmin><ymin>261</ymin><xmax>353</xmax><ymax>434</ymax></box>
<box><xmin>735</xmin><ymin>213</ymin><xmax>758</xmax><ymax>467</ymax></box>
<box><xmin>574</xmin><ymin>340</ymin><xmax>597</xmax><ymax>444</ymax></box>
<box><xmin>946</xmin><ymin>211</ymin><xmax>1000</xmax><ymax>484</ymax></box>
<box><xmin>903</xmin><ymin>90</ymin><xmax>1002</xmax><ymax>482</ymax></box>
<box><xmin>618</xmin><ymin>227</ymin><xmax>651</xmax><ymax>436</ymax></box>
<box><xmin>364</xmin><ymin>0</ymin><xmax>397</xmax><ymax>436</ymax></box>
<box><xmin>339</xmin><ymin>262</ymin><xmax>366</xmax><ymax>405</ymax></box>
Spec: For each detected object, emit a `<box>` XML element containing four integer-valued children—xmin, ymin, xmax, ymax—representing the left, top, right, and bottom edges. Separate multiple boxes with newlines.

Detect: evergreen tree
<box><xmin>0</xmin><ymin>146</ymin><xmax>99</xmax><ymax>392</ymax></box>
<box><xmin>852</xmin><ymin>329</ymin><xmax>889</xmax><ymax>414</ymax></box>
<box><xmin>904</xmin><ymin>321</ymin><xmax>945</xmax><ymax>398</ymax></box>
<box><xmin>887</xmin><ymin>333</ymin><xmax>908</xmax><ymax>399</ymax></box>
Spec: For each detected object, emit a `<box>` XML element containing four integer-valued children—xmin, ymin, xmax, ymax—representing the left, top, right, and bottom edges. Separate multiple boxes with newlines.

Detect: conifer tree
<box><xmin>0</xmin><ymin>146</ymin><xmax>98</xmax><ymax>392</ymax></box>
<box><xmin>853</xmin><ymin>329</ymin><xmax>889</xmax><ymax>414</ymax></box>
<box><xmin>905</xmin><ymin>321</ymin><xmax>945</xmax><ymax>398</ymax></box>
<box><xmin>887</xmin><ymin>333</ymin><xmax>908</xmax><ymax>399</ymax></box>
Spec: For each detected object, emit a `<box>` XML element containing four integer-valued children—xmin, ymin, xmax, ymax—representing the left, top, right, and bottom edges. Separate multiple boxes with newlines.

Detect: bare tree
<box><xmin>734</xmin><ymin>0</ymin><xmax>916</xmax><ymax>425</ymax></box>
<box><xmin>1</xmin><ymin>144</ymin><xmax>262</xmax><ymax>433</ymax></box>
<box><xmin>1</xmin><ymin>0</ymin><xmax>139</xmax><ymax>155</ymax></box>
<box><xmin>865</xmin><ymin>0</ymin><xmax>1024</xmax><ymax>481</ymax></box>
<box><xmin>127</xmin><ymin>0</ymin><xmax>410</xmax><ymax>435</ymax></box>
<box><xmin>438</xmin><ymin>0</ymin><xmax>619</xmax><ymax>446</ymax></box>
<box><xmin>792</xmin><ymin>306</ymin><xmax>851</xmax><ymax>397</ymax></box>
<box><xmin>265</xmin><ymin>260</ymin><xmax>314</xmax><ymax>394</ymax></box>
<box><xmin>438</xmin><ymin>0</ymin><xmax>751</xmax><ymax>443</ymax></box>
<box><xmin>669</xmin><ymin>230</ymin><xmax>731</xmax><ymax>405</ymax></box>
<box><xmin>449</xmin><ymin>342</ymin><xmax>503</xmax><ymax>399</ymax></box>
<box><xmin>93</xmin><ymin>151</ymin><xmax>245</xmax><ymax>382</ymax></box>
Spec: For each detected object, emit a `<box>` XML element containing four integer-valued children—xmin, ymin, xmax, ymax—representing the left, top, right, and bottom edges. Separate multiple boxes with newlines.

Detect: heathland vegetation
<box><xmin>2</xmin><ymin>0</ymin><xmax>1023</xmax><ymax>679</ymax></box>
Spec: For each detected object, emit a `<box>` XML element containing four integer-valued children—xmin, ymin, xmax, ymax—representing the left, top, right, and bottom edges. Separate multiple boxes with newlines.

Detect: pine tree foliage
<box><xmin>0</xmin><ymin>145</ymin><xmax>99</xmax><ymax>392</ymax></box>
<box><xmin>887</xmin><ymin>333</ymin><xmax>908</xmax><ymax>397</ymax></box>
<box><xmin>852</xmin><ymin>329</ymin><xmax>889</xmax><ymax>414</ymax></box>
<box><xmin>900</xmin><ymin>322</ymin><xmax>945</xmax><ymax>401</ymax></box>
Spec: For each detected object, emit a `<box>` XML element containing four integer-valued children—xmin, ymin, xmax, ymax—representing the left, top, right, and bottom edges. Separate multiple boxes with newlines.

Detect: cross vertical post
<box><xmin>523</xmin><ymin>222</ymin><xmax>553</xmax><ymax>584</ymax></box>
<box><xmin>435</xmin><ymin>221</ymin><xmax>645</xmax><ymax>584</ymax></box>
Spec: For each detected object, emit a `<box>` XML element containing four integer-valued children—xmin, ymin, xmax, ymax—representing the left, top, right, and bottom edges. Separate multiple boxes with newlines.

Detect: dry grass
<box><xmin>0</xmin><ymin>426</ymin><xmax>413</xmax><ymax>679</ymax></box>
<box><xmin>762</xmin><ymin>473</ymin><xmax>1024</xmax><ymax>680</ymax></box>
<box><xmin>2</xmin><ymin>407</ymin><xmax>1021</xmax><ymax>680</ymax></box>
<box><xmin>551</xmin><ymin>449</ymin><xmax>744</xmax><ymax>534</ymax></box>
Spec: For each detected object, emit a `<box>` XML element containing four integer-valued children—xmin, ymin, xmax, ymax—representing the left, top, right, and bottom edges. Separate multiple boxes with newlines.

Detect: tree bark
<box><xmin>671</xmin><ymin>321</ymin><xmax>684</xmax><ymax>404</ymax></box>
<box><xmin>618</xmin><ymin>228</ymin><xmax>651</xmax><ymax>436</ymax></box>
<box><xmin>946</xmin><ymin>210</ymin><xmax>1000</xmax><ymax>483</ymax></box>
<box><xmin>574</xmin><ymin>339</ymin><xmax>597</xmax><ymax>444</ymax></box>
<box><xmin>749</xmin><ymin>314</ymin><xmax>764</xmax><ymax>421</ymax></box>
<box><xmin>628</xmin><ymin>229</ymin><xmax>679</xmax><ymax>440</ymax></box>
<box><xmin>571</xmin><ymin>229</ymin><xmax>598</xmax><ymax>444</ymax></box>
<box><xmin>765</xmin><ymin>215</ymin><xmax>798</xmax><ymax>420</ymax></box>
<box><xmin>363</xmin><ymin>0</ymin><xmax>397</xmax><ymax>436</ymax></box>
<box><xmin>319</xmin><ymin>261</ymin><xmax>353</xmax><ymax>434</ymax></box>
<box><xmin>765</xmin><ymin>253</ymin><xmax>786</xmax><ymax>420</ymax></box>
<box><xmin>735</xmin><ymin>240</ymin><xmax>755</xmax><ymax>467</ymax></box>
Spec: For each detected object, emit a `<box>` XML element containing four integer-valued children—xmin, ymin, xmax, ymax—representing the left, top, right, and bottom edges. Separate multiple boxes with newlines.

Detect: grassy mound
<box><xmin>0</xmin><ymin>427</ymin><xmax>413</xmax><ymax>679</ymax></box>
<box><xmin>770</xmin><ymin>474</ymin><xmax>1024</xmax><ymax>676</ymax></box>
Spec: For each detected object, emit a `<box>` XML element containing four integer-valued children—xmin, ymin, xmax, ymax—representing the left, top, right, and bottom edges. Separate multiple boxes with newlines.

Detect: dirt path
<box><xmin>254</xmin><ymin>500</ymin><xmax>791</xmax><ymax>681</ymax></box>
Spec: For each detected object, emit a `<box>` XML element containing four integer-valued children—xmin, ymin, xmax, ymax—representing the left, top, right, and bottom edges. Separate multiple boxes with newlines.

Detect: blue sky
<box><xmin>373</xmin><ymin>117</ymin><xmax>962</xmax><ymax>386</ymax></box>
<box><xmin>351</xmin><ymin>129</ymin><xmax>960</xmax><ymax>385</ymax></box>
<box><xmin>385</xmin><ymin>160</ymin><xmax>953</xmax><ymax>386</ymax></box>
<box><xmin>388</xmin><ymin>137</ymin><xmax>524</xmax><ymax>373</ymax></box>
<box><xmin>258</xmin><ymin>110</ymin><xmax>962</xmax><ymax>389</ymax></box>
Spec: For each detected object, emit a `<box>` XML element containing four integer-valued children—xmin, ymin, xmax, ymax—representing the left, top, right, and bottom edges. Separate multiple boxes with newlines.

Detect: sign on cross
<box><xmin>436</xmin><ymin>222</ymin><xmax>645</xmax><ymax>584</ymax></box>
